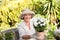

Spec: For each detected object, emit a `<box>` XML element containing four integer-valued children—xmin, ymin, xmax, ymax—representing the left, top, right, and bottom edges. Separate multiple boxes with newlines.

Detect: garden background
<box><xmin>0</xmin><ymin>0</ymin><xmax>60</xmax><ymax>40</ymax></box>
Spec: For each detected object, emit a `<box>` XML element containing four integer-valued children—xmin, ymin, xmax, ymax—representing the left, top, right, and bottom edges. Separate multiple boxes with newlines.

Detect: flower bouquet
<box><xmin>32</xmin><ymin>17</ymin><xmax>47</xmax><ymax>32</ymax></box>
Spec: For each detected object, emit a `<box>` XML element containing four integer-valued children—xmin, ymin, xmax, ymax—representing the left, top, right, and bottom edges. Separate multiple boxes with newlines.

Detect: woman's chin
<box><xmin>26</xmin><ymin>19</ymin><xmax>31</xmax><ymax>21</ymax></box>
<box><xmin>25</xmin><ymin>20</ymin><xmax>30</xmax><ymax>22</ymax></box>
<box><xmin>27</xmin><ymin>20</ymin><xmax>30</xmax><ymax>22</ymax></box>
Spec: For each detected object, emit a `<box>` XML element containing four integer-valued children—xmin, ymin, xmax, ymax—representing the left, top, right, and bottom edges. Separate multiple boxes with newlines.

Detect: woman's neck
<box><xmin>24</xmin><ymin>21</ymin><xmax>30</xmax><ymax>30</ymax></box>
<box><xmin>25</xmin><ymin>22</ymin><xmax>30</xmax><ymax>26</ymax></box>
<box><xmin>24</xmin><ymin>20</ymin><xmax>30</xmax><ymax>23</ymax></box>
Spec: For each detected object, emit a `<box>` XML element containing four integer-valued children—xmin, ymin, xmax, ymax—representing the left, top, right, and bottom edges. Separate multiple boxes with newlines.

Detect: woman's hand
<box><xmin>22</xmin><ymin>35</ymin><xmax>31</xmax><ymax>39</ymax></box>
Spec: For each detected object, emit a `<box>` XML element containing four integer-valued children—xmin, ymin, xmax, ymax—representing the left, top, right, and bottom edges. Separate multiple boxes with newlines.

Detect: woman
<box><xmin>18</xmin><ymin>9</ymin><xmax>36</xmax><ymax>40</ymax></box>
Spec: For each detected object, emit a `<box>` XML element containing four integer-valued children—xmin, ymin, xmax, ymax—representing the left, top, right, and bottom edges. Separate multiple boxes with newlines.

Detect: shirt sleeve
<box><xmin>18</xmin><ymin>24</ymin><xmax>26</xmax><ymax>38</ymax></box>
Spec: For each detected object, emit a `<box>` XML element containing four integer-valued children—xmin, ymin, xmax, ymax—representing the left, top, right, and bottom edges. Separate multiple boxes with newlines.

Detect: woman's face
<box><xmin>24</xmin><ymin>14</ymin><xmax>32</xmax><ymax>22</ymax></box>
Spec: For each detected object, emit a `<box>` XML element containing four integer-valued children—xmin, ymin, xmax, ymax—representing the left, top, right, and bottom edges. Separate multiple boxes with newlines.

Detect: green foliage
<box><xmin>46</xmin><ymin>23</ymin><xmax>57</xmax><ymax>40</ymax></box>
<box><xmin>0</xmin><ymin>0</ymin><xmax>37</xmax><ymax>31</ymax></box>
<box><xmin>0</xmin><ymin>32</ymin><xmax>15</xmax><ymax>40</ymax></box>
<box><xmin>34</xmin><ymin>26</ymin><xmax>46</xmax><ymax>32</ymax></box>
<box><xmin>5</xmin><ymin>32</ymin><xmax>14</xmax><ymax>40</ymax></box>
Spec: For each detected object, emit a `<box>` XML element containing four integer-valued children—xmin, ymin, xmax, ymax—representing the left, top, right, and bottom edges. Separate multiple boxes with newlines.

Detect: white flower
<box><xmin>34</xmin><ymin>22</ymin><xmax>38</xmax><ymax>26</ymax></box>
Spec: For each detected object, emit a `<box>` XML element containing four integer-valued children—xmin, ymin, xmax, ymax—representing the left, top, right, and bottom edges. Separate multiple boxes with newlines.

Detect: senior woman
<box><xmin>18</xmin><ymin>9</ymin><xmax>36</xmax><ymax>40</ymax></box>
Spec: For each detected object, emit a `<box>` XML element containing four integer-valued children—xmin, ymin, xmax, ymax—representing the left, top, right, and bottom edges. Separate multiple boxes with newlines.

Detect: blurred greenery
<box><xmin>0</xmin><ymin>0</ymin><xmax>60</xmax><ymax>40</ymax></box>
<box><xmin>5</xmin><ymin>32</ymin><xmax>14</xmax><ymax>40</ymax></box>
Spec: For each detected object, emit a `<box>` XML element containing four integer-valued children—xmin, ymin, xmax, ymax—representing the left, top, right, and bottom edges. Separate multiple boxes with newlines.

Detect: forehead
<box><xmin>24</xmin><ymin>14</ymin><xmax>32</xmax><ymax>15</ymax></box>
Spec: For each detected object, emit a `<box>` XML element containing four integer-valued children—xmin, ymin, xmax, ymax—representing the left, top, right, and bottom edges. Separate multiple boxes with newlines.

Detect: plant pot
<box><xmin>36</xmin><ymin>32</ymin><xmax>46</xmax><ymax>40</ymax></box>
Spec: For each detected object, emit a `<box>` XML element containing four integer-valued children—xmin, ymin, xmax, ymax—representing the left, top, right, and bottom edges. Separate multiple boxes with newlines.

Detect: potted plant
<box><xmin>32</xmin><ymin>17</ymin><xmax>47</xmax><ymax>40</ymax></box>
